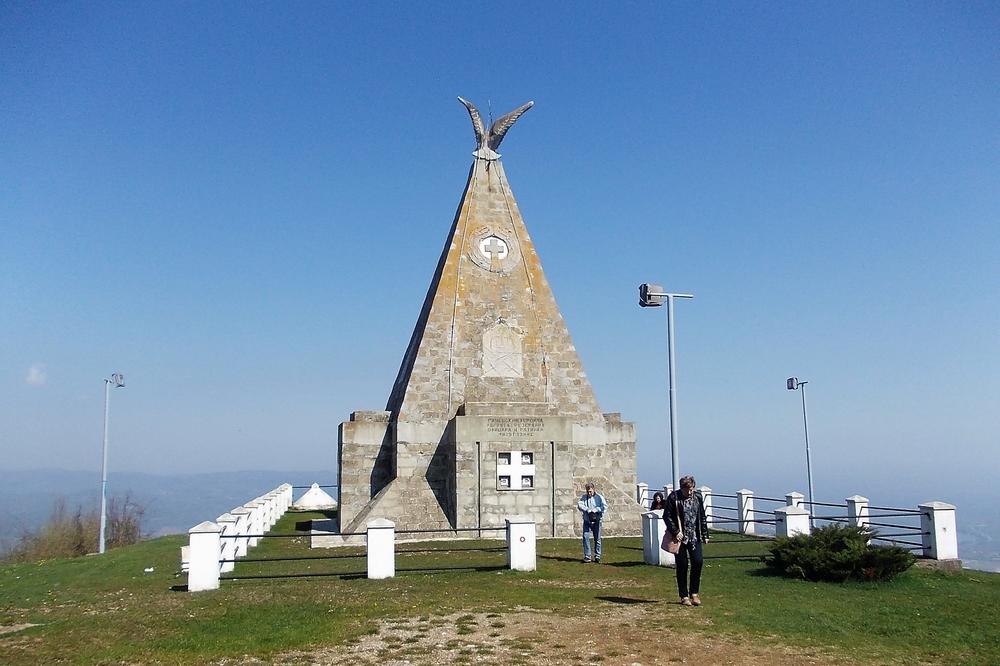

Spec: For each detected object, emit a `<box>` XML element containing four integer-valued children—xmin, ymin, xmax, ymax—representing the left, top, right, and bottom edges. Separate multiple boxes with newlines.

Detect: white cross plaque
<box><xmin>497</xmin><ymin>450</ymin><xmax>535</xmax><ymax>490</ymax></box>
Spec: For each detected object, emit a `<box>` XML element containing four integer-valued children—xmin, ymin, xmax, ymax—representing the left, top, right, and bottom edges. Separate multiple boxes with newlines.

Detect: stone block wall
<box><xmin>337</xmin><ymin>411</ymin><xmax>391</xmax><ymax>529</ymax></box>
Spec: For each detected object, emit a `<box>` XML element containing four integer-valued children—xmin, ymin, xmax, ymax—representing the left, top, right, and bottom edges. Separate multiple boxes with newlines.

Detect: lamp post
<box><xmin>99</xmin><ymin>372</ymin><xmax>125</xmax><ymax>554</ymax></box>
<box><xmin>786</xmin><ymin>377</ymin><xmax>814</xmax><ymax>528</ymax></box>
<box><xmin>639</xmin><ymin>284</ymin><xmax>694</xmax><ymax>490</ymax></box>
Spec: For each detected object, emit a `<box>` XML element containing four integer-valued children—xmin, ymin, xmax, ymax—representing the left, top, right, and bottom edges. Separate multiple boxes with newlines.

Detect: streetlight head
<box><xmin>112</xmin><ymin>373</ymin><xmax>125</xmax><ymax>388</ymax></box>
<box><xmin>638</xmin><ymin>283</ymin><xmax>665</xmax><ymax>307</ymax></box>
<box><xmin>787</xmin><ymin>377</ymin><xmax>798</xmax><ymax>390</ymax></box>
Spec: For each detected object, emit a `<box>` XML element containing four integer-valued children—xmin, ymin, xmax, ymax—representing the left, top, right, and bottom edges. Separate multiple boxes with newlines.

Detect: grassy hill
<box><xmin>2</xmin><ymin>511</ymin><xmax>997</xmax><ymax>665</ymax></box>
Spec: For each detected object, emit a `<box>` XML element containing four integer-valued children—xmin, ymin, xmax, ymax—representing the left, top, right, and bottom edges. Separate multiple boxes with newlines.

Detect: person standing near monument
<box><xmin>664</xmin><ymin>475</ymin><xmax>709</xmax><ymax>606</ymax></box>
<box><xmin>577</xmin><ymin>482</ymin><xmax>608</xmax><ymax>563</ymax></box>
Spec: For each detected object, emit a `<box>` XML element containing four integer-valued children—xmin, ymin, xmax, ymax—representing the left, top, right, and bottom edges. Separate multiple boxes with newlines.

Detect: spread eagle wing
<box><xmin>457</xmin><ymin>96</ymin><xmax>486</xmax><ymax>146</ymax></box>
<box><xmin>488</xmin><ymin>100</ymin><xmax>534</xmax><ymax>151</ymax></box>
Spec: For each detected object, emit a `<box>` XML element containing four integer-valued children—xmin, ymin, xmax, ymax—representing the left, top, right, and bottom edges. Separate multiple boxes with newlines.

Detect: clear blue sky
<box><xmin>2</xmin><ymin>3</ymin><xmax>997</xmax><ymax>508</ymax></box>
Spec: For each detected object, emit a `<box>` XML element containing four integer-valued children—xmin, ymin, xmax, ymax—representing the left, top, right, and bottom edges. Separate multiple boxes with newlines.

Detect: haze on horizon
<box><xmin>3</xmin><ymin>5</ymin><xmax>998</xmax><ymax>511</ymax></box>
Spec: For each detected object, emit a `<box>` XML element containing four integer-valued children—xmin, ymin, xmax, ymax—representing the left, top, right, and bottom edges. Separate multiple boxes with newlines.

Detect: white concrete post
<box><xmin>785</xmin><ymin>491</ymin><xmax>804</xmax><ymax>508</ymax></box>
<box><xmin>180</xmin><ymin>545</ymin><xmax>190</xmax><ymax>572</ymax></box>
<box><xmin>919</xmin><ymin>502</ymin><xmax>958</xmax><ymax>560</ymax></box>
<box><xmin>738</xmin><ymin>489</ymin><xmax>755</xmax><ymax>535</ymax></box>
<box><xmin>254</xmin><ymin>498</ymin><xmax>267</xmax><ymax>540</ymax></box>
<box><xmin>188</xmin><ymin>521</ymin><xmax>221</xmax><ymax>592</ymax></box>
<box><xmin>263</xmin><ymin>493</ymin><xmax>276</xmax><ymax>529</ymax></box>
<box><xmin>663</xmin><ymin>484</ymin><xmax>673</xmax><ymax>498</ymax></box>
<box><xmin>258</xmin><ymin>495</ymin><xmax>270</xmax><ymax>530</ymax></box>
<box><xmin>230</xmin><ymin>507</ymin><xmax>251</xmax><ymax>558</ymax></box>
<box><xmin>846</xmin><ymin>495</ymin><xmax>870</xmax><ymax>529</ymax></box>
<box><xmin>506</xmin><ymin>516</ymin><xmax>537</xmax><ymax>572</ymax></box>
<box><xmin>642</xmin><ymin>510</ymin><xmax>675</xmax><ymax>567</ymax></box>
<box><xmin>270</xmin><ymin>490</ymin><xmax>281</xmax><ymax>526</ymax></box>
<box><xmin>245</xmin><ymin>500</ymin><xmax>263</xmax><ymax>547</ymax></box>
<box><xmin>216</xmin><ymin>513</ymin><xmax>238</xmax><ymax>573</ymax></box>
<box><xmin>269</xmin><ymin>489</ymin><xmax>281</xmax><ymax>525</ymax></box>
<box><xmin>775</xmin><ymin>505</ymin><xmax>810</xmax><ymax>538</ymax></box>
<box><xmin>281</xmin><ymin>484</ymin><xmax>293</xmax><ymax>512</ymax></box>
<box><xmin>642</xmin><ymin>510</ymin><xmax>655</xmax><ymax>563</ymax></box>
<box><xmin>366</xmin><ymin>518</ymin><xmax>395</xmax><ymax>579</ymax></box>
<box><xmin>700</xmin><ymin>485</ymin><xmax>713</xmax><ymax>529</ymax></box>
<box><xmin>636</xmin><ymin>482</ymin><xmax>649</xmax><ymax>506</ymax></box>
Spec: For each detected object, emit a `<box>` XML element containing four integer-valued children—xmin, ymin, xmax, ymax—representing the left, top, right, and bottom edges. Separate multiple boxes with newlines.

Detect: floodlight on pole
<box><xmin>639</xmin><ymin>283</ymin><xmax>694</xmax><ymax>491</ymax></box>
<box><xmin>99</xmin><ymin>372</ymin><xmax>125</xmax><ymax>554</ymax></box>
<box><xmin>786</xmin><ymin>376</ymin><xmax>815</xmax><ymax>529</ymax></box>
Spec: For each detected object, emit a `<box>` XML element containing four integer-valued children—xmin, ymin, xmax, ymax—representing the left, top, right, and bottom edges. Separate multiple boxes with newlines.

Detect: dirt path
<box><xmin>269</xmin><ymin>602</ymin><xmax>854</xmax><ymax>666</ymax></box>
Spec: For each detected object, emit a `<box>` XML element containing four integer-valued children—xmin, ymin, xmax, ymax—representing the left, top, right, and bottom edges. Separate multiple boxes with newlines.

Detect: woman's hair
<box><xmin>679</xmin><ymin>475</ymin><xmax>696</xmax><ymax>489</ymax></box>
<box><xmin>651</xmin><ymin>491</ymin><xmax>664</xmax><ymax>504</ymax></box>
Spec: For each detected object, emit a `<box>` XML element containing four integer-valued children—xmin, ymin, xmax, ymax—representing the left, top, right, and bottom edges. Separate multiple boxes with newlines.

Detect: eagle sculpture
<box><xmin>458</xmin><ymin>97</ymin><xmax>534</xmax><ymax>160</ymax></box>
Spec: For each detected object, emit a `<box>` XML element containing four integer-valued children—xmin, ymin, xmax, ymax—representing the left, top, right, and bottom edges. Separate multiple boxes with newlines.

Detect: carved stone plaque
<box><xmin>482</xmin><ymin>320</ymin><xmax>524</xmax><ymax>378</ymax></box>
<box><xmin>468</xmin><ymin>226</ymin><xmax>521</xmax><ymax>274</ymax></box>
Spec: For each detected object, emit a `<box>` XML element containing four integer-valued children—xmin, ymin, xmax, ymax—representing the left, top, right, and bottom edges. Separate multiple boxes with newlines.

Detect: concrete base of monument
<box><xmin>329</xmin><ymin>407</ymin><xmax>645</xmax><ymax>547</ymax></box>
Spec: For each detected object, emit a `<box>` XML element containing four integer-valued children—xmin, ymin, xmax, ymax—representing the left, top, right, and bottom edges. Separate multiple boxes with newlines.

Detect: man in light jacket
<box><xmin>577</xmin><ymin>482</ymin><xmax>608</xmax><ymax>563</ymax></box>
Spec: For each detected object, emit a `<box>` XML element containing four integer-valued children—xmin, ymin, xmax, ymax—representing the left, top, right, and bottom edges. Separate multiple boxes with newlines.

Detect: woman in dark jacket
<box><xmin>649</xmin><ymin>491</ymin><xmax>665</xmax><ymax>511</ymax></box>
<box><xmin>664</xmin><ymin>475</ymin><xmax>709</xmax><ymax>606</ymax></box>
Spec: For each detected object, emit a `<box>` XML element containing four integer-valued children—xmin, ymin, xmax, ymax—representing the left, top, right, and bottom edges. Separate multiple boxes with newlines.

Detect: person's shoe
<box><xmin>595</xmin><ymin>558</ymin><xmax>601</xmax><ymax>563</ymax></box>
<box><xmin>691</xmin><ymin>594</ymin><xmax>702</xmax><ymax>606</ymax></box>
<box><xmin>680</xmin><ymin>597</ymin><xmax>693</xmax><ymax>606</ymax></box>
<box><xmin>582</xmin><ymin>558</ymin><xmax>591</xmax><ymax>563</ymax></box>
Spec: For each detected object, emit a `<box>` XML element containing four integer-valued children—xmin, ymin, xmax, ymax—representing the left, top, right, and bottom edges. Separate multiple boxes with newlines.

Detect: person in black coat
<box><xmin>663</xmin><ymin>475</ymin><xmax>709</xmax><ymax>606</ymax></box>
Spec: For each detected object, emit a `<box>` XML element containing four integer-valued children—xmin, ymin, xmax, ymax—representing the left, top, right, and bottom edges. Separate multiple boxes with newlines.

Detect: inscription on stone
<box><xmin>487</xmin><ymin>417</ymin><xmax>545</xmax><ymax>439</ymax></box>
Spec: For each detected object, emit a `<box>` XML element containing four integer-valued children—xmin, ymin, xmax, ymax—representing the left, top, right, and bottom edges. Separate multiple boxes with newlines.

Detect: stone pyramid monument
<box><xmin>330</xmin><ymin>98</ymin><xmax>640</xmax><ymax>541</ymax></box>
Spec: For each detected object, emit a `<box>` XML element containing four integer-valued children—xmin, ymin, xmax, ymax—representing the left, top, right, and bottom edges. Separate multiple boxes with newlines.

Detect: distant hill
<box><xmin>0</xmin><ymin>468</ymin><xmax>336</xmax><ymax>552</ymax></box>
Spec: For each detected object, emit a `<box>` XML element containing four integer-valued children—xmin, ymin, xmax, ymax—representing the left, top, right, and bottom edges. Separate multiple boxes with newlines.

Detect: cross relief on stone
<box><xmin>479</xmin><ymin>235</ymin><xmax>508</xmax><ymax>261</ymax></box>
<box><xmin>497</xmin><ymin>450</ymin><xmax>535</xmax><ymax>490</ymax></box>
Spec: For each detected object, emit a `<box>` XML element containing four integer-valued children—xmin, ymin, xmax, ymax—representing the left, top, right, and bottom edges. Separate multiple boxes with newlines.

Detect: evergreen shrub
<box><xmin>765</xmin><ymin>524</ymin><xmax>916</xmax><ymax>582</ymax></box>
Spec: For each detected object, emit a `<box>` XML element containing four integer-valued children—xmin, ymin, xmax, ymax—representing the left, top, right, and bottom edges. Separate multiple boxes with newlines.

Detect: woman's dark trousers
<box><xmin>675</xmin><ymin>541</ymin><xmax>703</xmax><ymax>598</ymax></box>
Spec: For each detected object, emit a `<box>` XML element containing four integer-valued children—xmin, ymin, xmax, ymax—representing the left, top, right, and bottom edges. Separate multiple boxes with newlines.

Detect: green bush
<box><xmin>765</xmin><ymin>524</ymin><xmax>916</xmax><ymax>582</ymax></box>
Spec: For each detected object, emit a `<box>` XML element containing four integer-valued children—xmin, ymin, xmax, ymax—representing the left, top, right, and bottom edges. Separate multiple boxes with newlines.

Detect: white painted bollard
<box><xmin>188</xmin><ymin>521</ymin><xmax>221</xmax><ymax>592</ymax></box>
<box><xmin>919</xmin><ymin>502</ymin><xmax>958</xmax><ymax>560</ymax></box>
<box><xmin>775</xmin><ymin>505</ymin><xmax>810</xmax><ymax>538</ymax></box>
<box><xmin>785</xmin><ymin>491</ymin><xmax>804</xmax><ymax>508</ymax></box>
<box><xmin>636</xmin><ymin>482</ymin><xmax>648</xmax><ymax>506</ymax></box>
<box><xmin>642</xmin><ymin>510</ymin><xmax>675</xmax><ymax>567</ymax></box>
<box><xmin>506</xmin><ymin>516</ymin><xmax>536</xmax><ymax>572</ymax></box>
<box><xmin>663</xmin><ymin>484</ymin><xmax>674</xmax><ymax>498</ymax></box>
<box><xmin>366</xmin><ymin>518</ymin><xmax>395</xmax><ymax>579</ymax></box>
<box><xmin>738</xmin><ymin>489</ymin><xmax>755</xmax><ymax>535</ymax></box>
<box><xmin>231</xmin><ymin>507</ymin><xmax>251</xmax><ymax>558</ymax></box>
<box><xmin>700</xmin><ymin>486</ymin><xmax>713</xmax><ymax>529</ymax></box>
<box><xmin>180</xmin><ymin>545</ymin><xmax>190</xmax><ymax>572</ymax></box>
<box><xmin>216</xmin><ymin>513</ymin><xmax>238</xmax><ymax>573</ymax></box>
<box><xmin>846</xmin><ymin>495</ymin><xmax>870</xmax><ymax>529</ymax></box>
